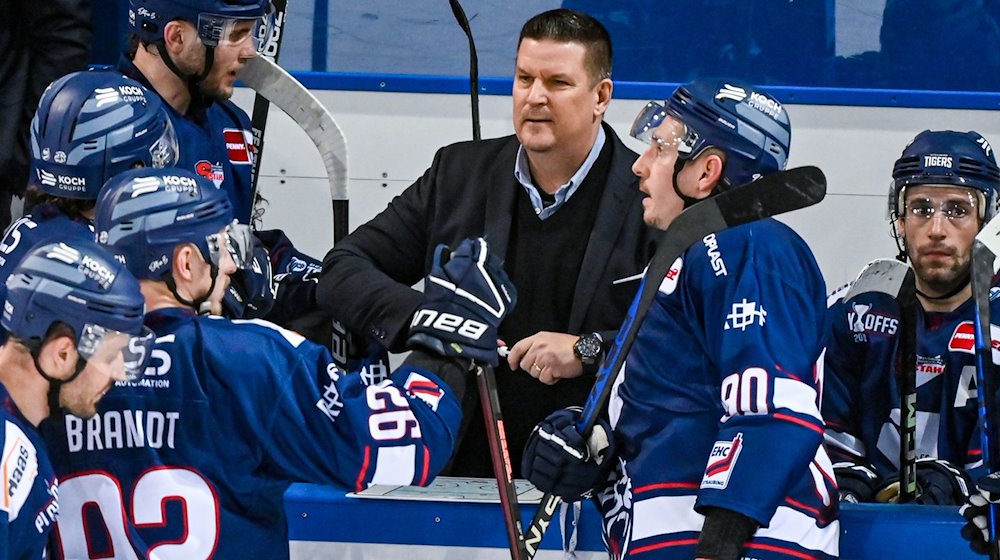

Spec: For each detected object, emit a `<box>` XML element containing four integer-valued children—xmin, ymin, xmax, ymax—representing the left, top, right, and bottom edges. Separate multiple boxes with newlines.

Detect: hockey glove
<box><xmin>961</xmin><ymin>471</ymin><xmax>1000</xmax><ymax>555</ymax></box>
<box><xmin>223</xmin><ymin>236</ymin><xmax>276</xmax><ymax>319</ymax></box>
<box><xmin>833</xmin><ymin>462</ymin><xmax>882</xmax><ymax>503</ymax></box>
<box><xmin>876</xmin><ymin>457</ymin><xmax>972</xmax><ymax>505</ymax></box>
<box><xmin>522</xmin><ymin>406</ymin><xmax>616</xmax><ymax>501</ymax></box>
<box><xmin>407</xmin><ymin>237</ymin><xmax>516</xmax><ymax>366</ymax></box>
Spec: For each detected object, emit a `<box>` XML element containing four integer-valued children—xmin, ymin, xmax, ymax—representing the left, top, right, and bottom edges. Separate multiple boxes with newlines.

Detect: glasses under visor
<box><xmin>630</xmin><ymin>101</ymin><xmax>698</xmax><ymax>157</ymax></box>
<box><xmin>206</xmin><ymin>221</ymin><xmax>253</xmax><ymax>270</ymax></box>
<box><xmin>197</xmin><ymin>3</ymin><xmax>276</xmax><ymax>54</ymax></box>
<box><xmin>77</xmin><ymin>323</ymin><xmax>156</xmax><ymax>382</ymax></box>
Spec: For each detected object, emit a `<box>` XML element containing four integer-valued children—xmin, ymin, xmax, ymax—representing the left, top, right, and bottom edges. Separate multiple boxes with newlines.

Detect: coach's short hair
<box><xmin>518</xmin><ymin>8</ymin><xmax>612</xmax><ymax>84</ymax></box>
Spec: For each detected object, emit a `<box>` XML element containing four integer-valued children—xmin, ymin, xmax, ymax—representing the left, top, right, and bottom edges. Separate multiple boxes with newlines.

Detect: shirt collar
<box><xmin>514</xmin><ymin>126</ymin><xmax>606</xmax><ymax>220</ymax></box>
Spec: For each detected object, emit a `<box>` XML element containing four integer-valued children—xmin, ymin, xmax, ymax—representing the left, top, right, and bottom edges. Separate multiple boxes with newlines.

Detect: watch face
<box><xmin>575</xmin><ymin>334</ymin><xmax>602</xmax><ymax>363</ymax></box>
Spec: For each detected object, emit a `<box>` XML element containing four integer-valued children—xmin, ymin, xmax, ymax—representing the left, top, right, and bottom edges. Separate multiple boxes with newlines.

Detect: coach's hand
<box><xmin>407</xmin><ymin>237</ymin><xmax>516</xmax><ymax>366</ymax></box>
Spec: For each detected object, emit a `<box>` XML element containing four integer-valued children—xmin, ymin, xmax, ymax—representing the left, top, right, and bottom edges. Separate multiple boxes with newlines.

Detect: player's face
<box><xmin>513</xmin><ymin>38</ymin><xmax>610</xmax><ymax>162</ymax></box>
<box><xmin>900</xmin><ymin>185</ymin><xmax>981</xmax><ymax>294</ymax></box>
<box><xmin>632</xmin><ymin>116</ymin><xmax>693</xmax><ymax>230</ymax></box>
<box><xmin>59</xmin><ymin>334</ymin><xmax>129</xmax><ymax>419</ymax></box>
<box><xmin>175</xmin><ymin>19</ymin><xmax>258</xmax><ymax>102</ymax></box>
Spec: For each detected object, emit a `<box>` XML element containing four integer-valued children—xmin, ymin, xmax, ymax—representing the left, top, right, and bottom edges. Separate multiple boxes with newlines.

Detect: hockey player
<box><xmin>42</xmin><ymin>166</ymin><xmax>515</xmax><ymax>559</ymax></box>
<box><xmin>0</xmin><ymin>70</ymin><xmax>176</xmax><ymax>331</ymax></box>
<box><xmin>521</xmin><ymin>79</ymin><xmax>839</xmax><ymax>560</ymax></box>
<box><xmin>823</xmin><ymin>130</ymin><xmax>1000</xmax><ymax>507</ymax></box>
<box><xmin>0</xmin><ymin>239</ymin><xmax>151</xmax><ymax>558</ymax></box>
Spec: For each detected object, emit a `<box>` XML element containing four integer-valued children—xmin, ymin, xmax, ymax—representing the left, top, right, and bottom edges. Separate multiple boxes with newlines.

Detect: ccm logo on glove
<box><xmin>411</xmin><ymin>310</ymin><xmax>489</xmax><ymax>340</ymax></box>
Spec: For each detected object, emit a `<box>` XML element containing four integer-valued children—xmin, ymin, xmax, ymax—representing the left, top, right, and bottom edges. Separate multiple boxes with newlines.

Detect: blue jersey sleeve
<box><xmin>201</xmin><ymin>318</ymin><xmax>461</xmax><ymax>491</ymax></box>
<box><xmin>692</xmin><ymin>224</ymin><xmax>831</xmax><ymax>526</ymax></box>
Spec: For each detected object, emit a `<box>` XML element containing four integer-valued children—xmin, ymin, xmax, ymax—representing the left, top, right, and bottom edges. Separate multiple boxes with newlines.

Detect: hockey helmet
<box><xmin>95</xmin><ymin>167</ymin><xmax>251</xmax><ymax>281</ymax></box>
<box><xmin>3</xmin><ymin>239</ymin><xmax>153</xmax><ymax>380</ymax></box>
<box><xmin>889</xmin><ymin>130</ymin><xmax>1000</xmax><ymax>223</ymax></box>
<box><xmin>630</xmin><ymin>78</ymin><xmax>791</xmax><ymax>190</ymax></box>
<box><xmin>130</xmin><ymin>0</ymin><xmax>274</xmax><ymax>52</ymax></box>
<box><xmin>29</xmin><ymin>70</ymin><xmax>178</xmax><ymax>200</ymax></box>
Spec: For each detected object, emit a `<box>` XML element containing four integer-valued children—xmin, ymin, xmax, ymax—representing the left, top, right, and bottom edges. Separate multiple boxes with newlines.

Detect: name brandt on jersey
<box><xmin>64</xmin><ymin>410</ymin><xmax>180</xmax><ymax>452</ymax></box>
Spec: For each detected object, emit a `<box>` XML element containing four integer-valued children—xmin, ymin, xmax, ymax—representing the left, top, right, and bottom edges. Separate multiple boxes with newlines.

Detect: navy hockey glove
<box><xmin>522</xmin><ymin>407</ymin><xmax>615</xmax><ymax>501</ymax></box>
<box><xmin>223</xmin><ymin>239</ymin><xmax>276</xmax><ymax>319</ymax></box>
<box><xmin>961</xmin><ymin>471</ymin><xmax>1000</xmax><ymax>555</ymax></box>
<box><xmin>407</xmin><ymin>237</ymin><xmax>516</xmax><ymax>366</ymax></box>
<box><xmin>877</xmin><ymin>458</ymin><xmax>972</xmax><ymax>505</ymax></box>
<box><xmin>833</xmin><ymin>462</ymin><xmax>882</xmax><ymax>503</ymax></box>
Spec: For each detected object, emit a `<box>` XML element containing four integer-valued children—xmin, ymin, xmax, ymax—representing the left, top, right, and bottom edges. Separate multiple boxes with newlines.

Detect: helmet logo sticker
<box><xmin>47</xmin><ymin>243</ymin><xmax>81</xmax><ymax>265</ymax></box>
<box><xmin>715</xmin><ymin>83</ymin><xmax>747</xmax><ymax>102</ymax></box>
<box><xmin>54</xmin><ymin>151</ymin><xmax>67</xmax><ymax>164</ymax></box>
<box><xmin>223</xmin><ymin>129</ymin><xmax>254</xmax><ymax>165</ymax></box>
<box><xmin>924</xmin><ymin>154</ymin><xmax>953</xmax><ymax>168</ymax></box>
<box><xmin>130</xmin><ymin>176</ymin><xmax>163</xmax><ymax>198</ymax></box>
<box><xmin>195</xmin><ymin>161</ymin><xmax>224</xmax><ymax>189</ymax></box>
<box><xmin>979</xmin><ymin>136</ymin><xmax>993</xmax><ymax>157</ymax></box>
<box><xmin>747</xmin><ymin>91</ymin><xmax>783</xmax><ymax>119</ymax></box>
<box><xmin>95</xmin><ymin>87</ymin><xmax>121</xmax><ymax>108</ymax></box>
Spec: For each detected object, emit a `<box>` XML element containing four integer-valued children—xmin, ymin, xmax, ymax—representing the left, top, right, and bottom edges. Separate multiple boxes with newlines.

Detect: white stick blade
<box><xmin>844</xmin><ymin>258</ymin><xmax>910</xmax><ymax>300</ymax></box>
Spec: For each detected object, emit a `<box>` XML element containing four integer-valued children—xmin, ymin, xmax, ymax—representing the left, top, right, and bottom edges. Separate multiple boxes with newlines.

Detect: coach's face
<box><xmin>513</xmin><ymin>38</ymin><xmax>611</xmax><ymax>164</ymax></box>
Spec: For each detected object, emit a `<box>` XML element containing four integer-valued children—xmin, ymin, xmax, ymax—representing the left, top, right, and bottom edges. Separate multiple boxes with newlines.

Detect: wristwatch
<box><xmin>573</xmin><ymin>332</ymin><xmax>604</xmax><ymax>365</ymax></box>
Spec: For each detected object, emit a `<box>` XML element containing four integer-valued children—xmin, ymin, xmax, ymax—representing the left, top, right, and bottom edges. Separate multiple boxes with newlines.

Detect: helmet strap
<box><xmin>672</xmin><ymin>157</ymin><xmax>700</xmax><ymax>209</ymax></box>
<box><xmin>164</xmin><ymin>261</ymin><xmax>219</xmax><ymax>315</ymax></box>
<box><xmin>28</xmin><ymin>343</ymin><xmax>87</xmax><ymax>418</ymax></box>
<box><xmin>915</xmin><ymin>273</ymin><xmax>971</xmax><ymax>301</ymax></box>
<box><xmin>155</xmin><ymin>41</ymin><xmax>215</xmax><ymax>86</ymax></box>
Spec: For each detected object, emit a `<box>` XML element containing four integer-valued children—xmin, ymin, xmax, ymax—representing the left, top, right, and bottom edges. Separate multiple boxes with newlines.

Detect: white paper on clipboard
<box><xmin>347</xmin><ymin>476</ymin><xmax>544</xmax><ymax>504</ymax></box>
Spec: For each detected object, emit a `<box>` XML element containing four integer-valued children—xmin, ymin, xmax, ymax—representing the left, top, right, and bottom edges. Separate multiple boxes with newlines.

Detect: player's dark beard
<box><xmin>914</xmin><ymin>255</ymin><xmax>970</xmax><ymax>297</ymax></box>
<box><xmin>196</xmin><ymin>76</ymin><xmax>231</xmax><ymax>104</ymax></box>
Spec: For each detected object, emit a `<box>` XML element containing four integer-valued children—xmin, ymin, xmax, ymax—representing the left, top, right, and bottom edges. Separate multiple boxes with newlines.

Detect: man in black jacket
<box><xmin>0</xmin><ymin>0</ymin><xmax>91</xmax><ymax>231</ymax></box>
<box><xmin>317</xmin><ymin>8</ymin><xmax>657</xmax><ymax>477</ymax></box>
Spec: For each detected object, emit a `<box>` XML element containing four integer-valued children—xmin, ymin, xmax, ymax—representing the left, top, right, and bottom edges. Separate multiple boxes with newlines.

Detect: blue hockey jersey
<box><xmin>119</xmin><ymin>58</ymin><xmax>256</xmax><ymax>224</ymax></box>
<box><xmin>823</xmin><ymin>277</ymin><xmax>1000</xmax><ymax>482</ymax></box>
<box><xmin>41</xmin><ymin>308</ymin><xmax>461</xmax><ymax>560</ymax></box>
<box><xmin>603</xmin><ymin>219</ymin><xmax>839</xmax><ymax>560</ymax></box>
<box><xmin>0</xmin><ymin>384</ymin><xmax>59</xmax><ymax>560</ymax></box>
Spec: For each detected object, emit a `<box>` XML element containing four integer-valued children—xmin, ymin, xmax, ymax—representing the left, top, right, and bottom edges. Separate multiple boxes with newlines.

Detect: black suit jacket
<box><xmin>319</xmin><ymin>122</ymin><xmax>656</xmax><ymax>350</ymax></box>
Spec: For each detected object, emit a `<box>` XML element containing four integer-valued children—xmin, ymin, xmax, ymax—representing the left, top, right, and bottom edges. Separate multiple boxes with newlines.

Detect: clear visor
<box><xmin>77</xmin><ymin>323</ymin><xmax>156</xmax><ymax>382</ymax></box>
<box><xmin>896</xmin><ymin>185</ymin><xmax>982</xmax><ymax>222</ymax></box>
<box><xmin>149</xmin><ymin>118</ymin><xmax>179</xmax><ymax>169</ymax></box>
<box><xmin>629</xmin><ymin>101</ymin><xmax>697</xmax><ymax>157</ymax></box>
<box><xmin>206</xmin><ymin>221</ymin><xmax>253</xmax><ymax>270</ymax></box>
<box><xmin>197</xmin><ymin>3</ymin><xmax>275</xmax><ymax>53</ymax></box>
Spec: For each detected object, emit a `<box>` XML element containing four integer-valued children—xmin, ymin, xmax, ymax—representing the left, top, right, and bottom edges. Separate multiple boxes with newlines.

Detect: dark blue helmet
<box><xmin>29</xmin><ymin>70</ymin><xmax>178</xmax><ymax>200</ymax></box>
<box><xmin>95</xmin><ymin>167</ymin><xmax>240</xmax><ymax>281</ymax></box>
<box><xmin>631</xmin><ymin>78</ymin><xmax>791</xmax><ymax>189</ymax></box>
<box><xmin>890</xmin><ymin>130</ymin><xmax>1000</xmax><ymax>222</ymax></box>
<box><xmin>130</xmin><ymin>0</ymin><xmax>273</xmax><ymax>49</ymax></box>
<box><xmin>3</xmin><ymin>240</ymin><xmax>150</xmax><ymax>372</ymax></box>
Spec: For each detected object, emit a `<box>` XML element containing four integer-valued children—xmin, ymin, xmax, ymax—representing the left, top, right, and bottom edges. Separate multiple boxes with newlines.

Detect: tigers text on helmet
<box><xmin>94</xmin><ymin>167</ymin><xmax>250</xmax><ymax>282</ymax></box>
<box><xmin>630</xmin><ymin>78</ymin><xmax>791</xmax><ymax>190</ymax></box>
<box><xmin>29</xmin><ymin>70</ymin><xmax>178</xmax><ymax>200</ymax></box>
<box><xmin>130</xmin><ymin>0</ymin><xmax>274</xmax><ymax>52</ymax></box>
<box><xmin>3</xmin><ymin>240</ymin><xmax>153</xmax><ymax>381</ymax></box>
<box><xmin>889</xmin><ymin>130</ymin><xmax>1000</xmax><ymax>224</ymax></box>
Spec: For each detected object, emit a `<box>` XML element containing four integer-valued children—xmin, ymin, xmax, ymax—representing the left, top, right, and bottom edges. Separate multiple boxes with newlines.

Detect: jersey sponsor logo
<box><xmin>657</xmin><ymin>257</ymin><xmax>683</xmax><ymax>295</ymax></box>
<box><xmin>948</xmin><ymin>320</ymin><xmax>1000</xmax><ymax>354</ymax></box>
<box><xmin>701</xmin><ymin>433</ymin><xmax>744</xmax><ymax>490</ymax></box>
<box><xmin>64</xmin><ymin>409</ymin><xmax>181</xmax><ymax>452</ymax></box>
<box><xmin>847</xmin><ymin>302</ymin><xmax>898</xmax><ymax>336</ymax></box>
<box><xmin>916</xmin><ymin>355</ymin><xmax>945</xmax><ymax>375</ymax></box>
<box><xmin>195</xmin><ymin>160</ymin><xmax>224</xmax><ymax>189</ymax></box>
<box><xmin>32</xmin><ymin>480</ymin><xmax>58</xmax><ymax>534</ymax></box>
<box><xmin>703</xmin><ymin>234</ymin><xmax>727</xmax><ymax>277</ymax></box>
<box><xmin>923</xmin><ymin>154</ymin><xmax>953</xmax><ymax>169</ymax></box>
<box><xmin>950</xmin><ymin>321</ymin><xmax>977</xmax><ymax>354</ymax></box>
<box><xmin>223</xmin><ymin>129</ymin><xmax>254</xmax><ymax>165</ymax></box>
<box><xmin>1</xmin><ymin>421</ymin><xmax>39</xmax><ymax>520</ymax></box>
<box><xmin>724</xmin><ymin>299</ymin><xmax>767</xmax><ymax>331</ymax></box>
<box><xmin>404</xmin><ymin>372</ymin><xmax>443</xmax><ymax>412</ymax></box>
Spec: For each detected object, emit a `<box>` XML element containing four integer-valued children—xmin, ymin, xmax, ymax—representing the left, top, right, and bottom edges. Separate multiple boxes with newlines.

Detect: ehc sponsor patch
<box><xmin>224</xmin><ymin>129</ymin><xmax>254</xmax><ymax>165</ymax></box>
<box><xmin>195</xmin><ymin>160</ymin><xmax>224</xmax><ymax>189</ymax></box>
<box><xmin>404</xmin><ymin>372</ymin><xmax>443</xmax><ymax>412</ymax></box>
<box><xmin>701</xmin><ymin>433</ymin><xmax>743</xmax><ymax>490</ymax></box>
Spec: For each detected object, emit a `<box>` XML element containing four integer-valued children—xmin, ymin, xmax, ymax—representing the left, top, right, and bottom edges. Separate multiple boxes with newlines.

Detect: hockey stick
<box><xmin>523</xmin><ymin>166</ymin><xmax>828</xmax><ymax>559</ymax></box>
<box><xmin>249</xmin><ymin>0</ymin><xmax>288</xmax><ymax>214</ymax></box>
<box><xmin>476</xmin><ymin>364</ymin><xmax>528</xmax><ymax>560</ymax></box>
<box><xmin>238</xmin><ymin>56</ymin><xmax>350</xmax><ymax>245</ymax></box>
<box><xmin>448</xmin><ymin>0</ymin><xmax>481</xmax><ymax>141</ymax></box>
<box><xmin>842</xmin><ymin>259</ymin><xmax>918</xmax><ymax>502</ymax></box>
<box><xmin>971</xmin><ymin>214</ymin><xmax>1000</xmax><ymax>560</ymax></box>
<box><xmin>446</xmin><ymin>3</ymin><xmax>525</xmax><ymax>557</ymax></box>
